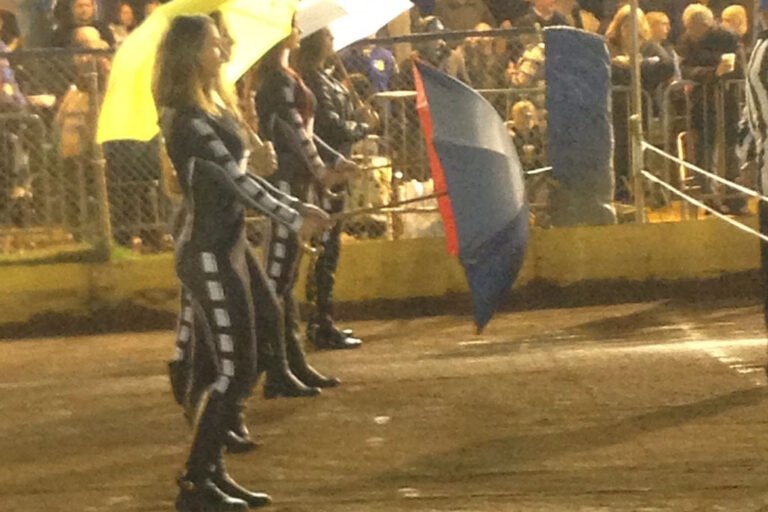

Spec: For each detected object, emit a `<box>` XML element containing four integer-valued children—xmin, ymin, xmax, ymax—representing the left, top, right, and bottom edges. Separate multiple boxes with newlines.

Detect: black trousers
<box><xmin>265</xmin><ymin>179</ymin><xmax>306</xmax><ymax>341</ymax></box>
<box><xmin>175</xmin><ymin>248</ymin><xmax>287</xmax><ymax>411</ymax></box>
<box><xmin>176</xmin><ymin>236</ymin><xmax>258</xmax><ymax>476</ymax></box>
<box><xmin>309</xmin><ymin>191</ymin><xmax>345</xmax><ymax>322</ymax></box>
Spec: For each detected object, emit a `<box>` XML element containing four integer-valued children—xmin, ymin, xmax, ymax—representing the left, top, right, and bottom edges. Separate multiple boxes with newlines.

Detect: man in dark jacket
<box><xmin>677</xmin><ymin>2</ymin><xmax>743</xmax><ymax>212</ymax></box>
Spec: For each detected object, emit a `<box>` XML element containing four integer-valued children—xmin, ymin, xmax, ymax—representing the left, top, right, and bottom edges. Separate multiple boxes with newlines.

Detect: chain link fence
<box><xmin>0</xmin><ymin>29</ymin><xmax>752</xmax><ymax>259</ymax></box>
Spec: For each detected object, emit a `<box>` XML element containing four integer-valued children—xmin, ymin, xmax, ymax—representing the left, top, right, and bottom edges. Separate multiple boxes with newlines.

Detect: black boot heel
<box><xmin>212</xmin><ymin>468</ymin><xmax>272</xmax><ymax>509</ymax></box>
<box><xmin>263</xmin><ymin>369</ymin><xmax>321</xmax><ymax>399</ymax></box>
<box><xmin>292</xmin><ymin>364</ymin><xmax>341</xmax><ymax>388</ymax></box>
<box><xmin>176</xmin><ymin>476</ymin><xmax>248</xmax><ymax>512</ymax></box>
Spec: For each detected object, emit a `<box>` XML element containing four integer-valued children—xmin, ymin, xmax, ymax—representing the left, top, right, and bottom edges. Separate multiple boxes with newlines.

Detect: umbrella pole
<box><xmin>629</xmin><ymin>0</ymin><xmax>647</xmax><ymax>222</ymax></box>
<box><xmin>331</xmin><ymin>190</ymin><xmax>447</xmax><ymax>222</ymax></box>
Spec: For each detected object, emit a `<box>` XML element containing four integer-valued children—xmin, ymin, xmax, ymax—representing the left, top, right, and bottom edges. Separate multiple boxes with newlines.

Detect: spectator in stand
<box><xmin>395</xmin><ymin>16</ymin><xmax>469</xmax><ymax>89</ymax></box>
<box><xmin>0</xmin><ymin>43</ymin><xmax>25</xmax><ymax>109</ymax></box>
<box><xmin>411</xmin><ymin>0</ymin><xmax>435</xmax><ymax>16</ymax></box>
<box><xmin>341</xmin><ymin>41</ymin><xmax>397</xmax><ymax>93</ymax></box>
<box><xmin>509</xmin><ymin>0</ymin><xmax>568</xmax><ymax>63</ymax></box>
<box><xmin>647</xmin><ymin>11</ymin><xmax>681</xmax><ymax>111</ymax></box>
<box><xmin>0</xmin><ymin>10</ymin><xmax>21</xmax><ymax>51</ymax></box>
<box><xmin>464</xmin><ymin>22</ymin><xmax>508</xmax><ymax>104</ymax></box>
<box><xmin>432</xmin><ymin>0</ymin><xmax>495</xmax><ymax>30</ymax></box>
<box><xmin>487</xmin><ymin>0</ymin><xmax>531</xmax><ymax>25</ymax></box>
<box><xmin>677</xmin><ymin>2</ymin><xmax>745</xmax><ymax>212</ymax></box>
<box><xmin>721</xmin><ymin>4</ymin><xmax>750</xmax><ymax>68</ymax></box>
<box><xmin>50</xmin><ymin>0</ymin><xmax>115</xmax><ymax>47</ymax></box>
<box><xmin>110</xmin><ymin>1</ymin><xmax>135</xmax><ymax>46</ymax></box>
<box><xmin>507</xmin><ymin>100</ymin><xmax>547</xmax><ymax>171</ymax></box>
<box><xmin>54</xmin><ymin>26</ymin><xmax>109</xmax><ymax>236</ymax></box>
<box><xmin>647</xmin><ymin>11</ymin><xmax>676</xmax><ymax>59</ymax></box>
<box><xmin>555</xmin><ymin>0</ymin><xmax>600</xmax><ymax>32</ymax></box>
<box><xmin>516</xmin><ymin>0</ymin><xmax>569</xmax><ymax>28</ymax></box>
<box><xmin>721</xmin><ymin>4</ymin><xmax>748</xmax><ymax>38</ymax></box>
<box><xmin>606</xmin><ymin>5</ymin><xmax>674</xmax><ymax>201</ymax></box>
<box><xmin>508</xmin><ymin>41</ymin><xmax>545</xmax><ymax>88</ymax></box>
<box><xmin>143</xmin><ymin>0</ymin><xmax>159</xmax><ymax>20</ymax></box>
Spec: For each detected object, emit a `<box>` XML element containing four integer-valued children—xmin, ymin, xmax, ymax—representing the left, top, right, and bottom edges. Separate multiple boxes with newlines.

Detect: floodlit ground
<box><xmin>2</xmin><ymin>298</ymin><xmax>768</xmax><ymax>511</ymax></box>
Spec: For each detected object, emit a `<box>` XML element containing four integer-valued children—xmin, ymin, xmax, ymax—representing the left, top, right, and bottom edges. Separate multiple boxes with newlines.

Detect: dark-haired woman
<box><xmin>298</xmin><ymin>27</ymin><xmax>370</xmax><ymax>350</ymax></box>
<box><xmin>155</xmin><ymin>15</ymin><xmax>330</xmax><ymax>511</ymax></box>
<box><xmin>255</xmin><ymin>21</ymin><xmax>357</xmax><ymax>395</ymax></box>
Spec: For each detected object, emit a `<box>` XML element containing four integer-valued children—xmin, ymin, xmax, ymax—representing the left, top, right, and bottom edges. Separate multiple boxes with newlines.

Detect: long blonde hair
<box><xmin>605</xmin><ymin>5</ymin><xmax>650</xmax><ymax>53</ymax></box>
<box><xmin>153</xmin><ymin>14</ymin><xmax>239</xmax><ymax>116</ymax></box>
<box><xmin>153</xmin><ymin>14</ymin><xmax>241</xmax><ymax>200</ymax></box>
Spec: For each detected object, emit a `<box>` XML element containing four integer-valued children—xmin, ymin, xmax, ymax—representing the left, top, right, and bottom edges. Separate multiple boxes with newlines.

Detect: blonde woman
<box><xmin>605</xmin><ymin>5</ymin><xmax>674</xmax><ymax>201</ymax></box>
<box><xmin>155</xmin><ymin>15</ymin><xmax>329</xmax><ymax>511</ymax></box>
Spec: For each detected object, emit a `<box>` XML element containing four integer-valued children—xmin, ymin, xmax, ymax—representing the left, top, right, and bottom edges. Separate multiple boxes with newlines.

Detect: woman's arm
<box><xmin>171</xmin><ymin>109</ymin><xmax>304</xmax><ymax>232</ymax></box>
<box><xmin>305</xmin><ymin>70</ymin><xmax>368</xmax><ymax>150</ymax></box>
<box><xmin>261</xmin><ymin>72</ymin><xmax>329</xmax><ymax>182</ymax></box>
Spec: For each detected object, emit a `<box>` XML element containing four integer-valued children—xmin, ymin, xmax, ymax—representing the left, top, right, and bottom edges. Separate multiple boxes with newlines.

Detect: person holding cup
<box><xmin>678</xmin><ymin>3</ymin><xmax>745</xmax><ymax>213</ymax></box>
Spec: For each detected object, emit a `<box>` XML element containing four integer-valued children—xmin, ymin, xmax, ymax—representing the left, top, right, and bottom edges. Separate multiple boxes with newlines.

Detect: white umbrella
<box><xmin>296</xmin><ymin>0</ymin><xmax>349</xmax><ymax>39</ymax></box>
<box><xmin>329</xmin><ymin>0</ymin><xmax>412</xmax><ymax>51</ymax></box>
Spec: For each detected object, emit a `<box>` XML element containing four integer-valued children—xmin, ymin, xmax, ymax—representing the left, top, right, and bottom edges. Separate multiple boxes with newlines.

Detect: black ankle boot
<box><xmin>263</xmin><ymin>367</ymin><xmax>321</xmax><ymax>400</ymax></box>
<box><xmin>212</xmin><ymin>466</ymin><xmax>271</xmax><ymax>509</ymax></box>
<box><xmin>176</xmin><ymin>474</ymin><xmax>248</xmax><ymax>512</ymax></box>
<box><xmin>308</xmin><ymin>322</ymin><xmax>362</xmax><ymax>351</ymax></box>
<box><xmin>168</xmin><ymin>360</ymin><xmax>188</xmax><ymax>406</ymax></box>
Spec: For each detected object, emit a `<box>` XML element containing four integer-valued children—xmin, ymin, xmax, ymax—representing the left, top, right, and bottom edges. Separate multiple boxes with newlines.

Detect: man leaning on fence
<box><xmin>742</xmin><ymin>0</ymin><xmax>768</xmax><ymax>331</ymax></box>
<box><xmin>677</xmin><ymin>3</ymin><xmax>745</xmax><ymax>214</ymax></box>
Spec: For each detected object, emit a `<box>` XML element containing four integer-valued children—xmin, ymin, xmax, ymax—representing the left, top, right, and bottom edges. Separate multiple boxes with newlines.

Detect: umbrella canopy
<box><xmin>296</xmin><ymin>0</ymin><xmax>348</xmax><ymax>39</ymax></box>
<box><xmin>328</xmin><ymin>0</ymin><xmax>412</xmax><ymax>51</ymax></box>
<box><xmin>413</xmin><ymin>60</ymin><xmax>528</xmax><ymax>332</ymax></box>
<box><xmin>97</xmin><ymin>0</ymin><xmax>298</xmax><ymax>143</ymax></box>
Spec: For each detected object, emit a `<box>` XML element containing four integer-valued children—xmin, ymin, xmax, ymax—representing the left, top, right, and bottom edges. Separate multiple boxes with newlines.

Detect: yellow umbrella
<box><xmin>97</xmin><ymin>0</ymin><xmax>299</xmax><ymax>143</ymax></box>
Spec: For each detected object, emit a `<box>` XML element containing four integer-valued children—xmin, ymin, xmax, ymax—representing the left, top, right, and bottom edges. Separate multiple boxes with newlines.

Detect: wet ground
<box><xmin>2</xmin><ymin>297</ymin><xmax>768</xmax><ymax>511</ymax></box>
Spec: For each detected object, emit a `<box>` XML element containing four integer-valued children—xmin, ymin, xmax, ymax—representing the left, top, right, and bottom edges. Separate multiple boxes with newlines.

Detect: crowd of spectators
<box><xmin>0</xmin><ymin>0</ymin><xmax>757</xmax><ymax>237</ymax></box>
<box><xmin>376</xmin><ymin>0</ymin><xmax>753</xmax><ymax>207</ymax></box>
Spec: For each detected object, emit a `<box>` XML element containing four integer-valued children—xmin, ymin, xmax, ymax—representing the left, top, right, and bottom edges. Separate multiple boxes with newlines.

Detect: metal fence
<box><xmin>0</xmin><ymin>29</ymin><xmax>751</xmax><ymax>259</ymax></box>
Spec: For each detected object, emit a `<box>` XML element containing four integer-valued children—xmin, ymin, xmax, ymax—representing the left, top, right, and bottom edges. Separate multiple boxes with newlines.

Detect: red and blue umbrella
<box><xmin>413</xmin><ymin>60</ymin><xmax>529</xmax><ymax>332</ymax></box>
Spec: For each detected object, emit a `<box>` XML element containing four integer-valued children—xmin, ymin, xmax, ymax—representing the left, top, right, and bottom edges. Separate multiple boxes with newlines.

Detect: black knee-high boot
<box><xmin>250</xmin><ymin>252</ymin><xmax>321</xmax><ymax>400</ymax></box>
<box><xmin>259</xmin><ymin>311</ymin><xmax>321</xmax><ymax>398</ymax></box>
<box><xmin>284</xmin><ymin>292</ymin><xmax>340</xmax><ymax>389</ymax></box>
<box><xmin>176</xmin><ymin>392</ymin><xmax>248</xmax><ymax>512</ymax></box>
<box><xmin>212</xmin><ymin>454</ymin><xmax>271</xmax><ymax>508</ymax></box>
<box><xmin>306</xmin><ymin>216</ymin><xmax>361</xmax><ymax>350</ymax></box>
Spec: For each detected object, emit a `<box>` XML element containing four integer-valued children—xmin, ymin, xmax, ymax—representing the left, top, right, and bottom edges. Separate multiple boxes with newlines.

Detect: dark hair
<box><xmin>297</xmin><ymin>28</ymin><xmax>328</xmax><ymax>75</ymax></box>
<box><xmin>115</xmin><ymin>1</ymin><xmax>135</xmax><ymax>27</ymax></box>
<box><xmin>0</xmin><ymin>10</ymin><xmax>21</xmax><ymax>45</ymax></box>
<box><xmin>153</xmin><ymin>14</ymin><xmax>213</xmax><ymax>110</ymax></box>
<box><xmin>254</xmin><ymin>14</ymin><xmax>298</xmax><ymax>86</ymax></box>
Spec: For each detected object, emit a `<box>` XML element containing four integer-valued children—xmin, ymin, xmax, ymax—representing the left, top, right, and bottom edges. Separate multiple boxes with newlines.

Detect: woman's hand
<box><xmin>297</xmin><ymin>203</ymin><xmax>332</xmax><ymax>241</ymax></box>
<box><xmin>322</xmin><ymin>157</ymin><xmax>359</xmax><ymax>187</ymax></box>
<box><xmin>248</xmin><ymin>132</ymin><xmax>277</xmax><ymax>176</ymax></box>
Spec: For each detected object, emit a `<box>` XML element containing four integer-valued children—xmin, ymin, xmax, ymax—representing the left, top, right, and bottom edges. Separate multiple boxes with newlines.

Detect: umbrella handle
<box><xmin>330</xmin><ymin>190</ymin><xmax>447</xmax><ymax>223</ymax></box>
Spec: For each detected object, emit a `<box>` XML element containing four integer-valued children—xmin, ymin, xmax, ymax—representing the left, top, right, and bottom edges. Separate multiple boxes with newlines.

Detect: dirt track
<box><xmin>2</xmin><ymin>298</ymin><xmax>768</xmax><ymax>511</ymax></box>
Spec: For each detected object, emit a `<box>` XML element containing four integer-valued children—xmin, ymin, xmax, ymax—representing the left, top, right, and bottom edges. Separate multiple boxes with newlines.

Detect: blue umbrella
<box><xmin>413</xmin><ymin>60</ymin><xmax>529</xmax><ymax>332</ymax></box>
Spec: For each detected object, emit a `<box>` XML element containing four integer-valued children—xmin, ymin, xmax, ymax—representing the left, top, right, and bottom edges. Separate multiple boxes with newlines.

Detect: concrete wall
<box><xmin>0</xmin><ymin>218</ymin><xmax>759</xmax><ymax>325</ymax></box>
